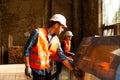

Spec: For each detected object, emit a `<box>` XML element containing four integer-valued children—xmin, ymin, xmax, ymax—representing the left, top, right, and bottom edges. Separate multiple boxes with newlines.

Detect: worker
<box><xmin>61</xmin><ymin>31</ymin><xmax>75</xmax><ymax>60</ymax></box>
<box><xmin>23</xmin><ymin>14</ymin><xmax>74</xmax><ymax>80</ymax></box>
<box><xmin>52</xmin><ymin>31</ymin><xmax>74</xmax><ymax>80</ymax></box>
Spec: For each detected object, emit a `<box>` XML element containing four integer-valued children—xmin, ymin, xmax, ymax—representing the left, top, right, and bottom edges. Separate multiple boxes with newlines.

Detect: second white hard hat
<box><xmin>64</xmin><ymin>31</ymin><xmax>74</xmax><ymax>36</ymax></box>
<box><xmin>50</xmin><ymin>14</ymin><xmax>67</xmax><ymax>28</ymax></box>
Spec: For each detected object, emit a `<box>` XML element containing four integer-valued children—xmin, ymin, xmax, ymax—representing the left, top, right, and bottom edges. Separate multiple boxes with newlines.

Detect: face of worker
<box><xmin>66</xmin><ymin>36</ymin><xmax>72</xmax><ymax>41</ymax></box>
<box><xmin>55</xmin><ymin>23</ymin><xmax>65</xmax><ymax>35</ymax></box>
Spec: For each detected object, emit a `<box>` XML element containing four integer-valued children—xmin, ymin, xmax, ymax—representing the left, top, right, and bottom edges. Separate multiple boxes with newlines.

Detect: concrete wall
<box><xmin>0</xmin><ymin>0</ymin><xmax>101</xmax><ymax>63</ymax></box>
<box><xmin>1</xmin><ymin>0</ymin><xmax>45</xmax><ymax>47</ymax></box>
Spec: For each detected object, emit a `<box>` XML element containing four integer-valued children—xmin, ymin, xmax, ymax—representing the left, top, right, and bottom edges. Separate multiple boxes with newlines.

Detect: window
<box><xmin>102</xmin><ymin>0</ymin><xmax>120</xmax><ymax>26</ymax></box>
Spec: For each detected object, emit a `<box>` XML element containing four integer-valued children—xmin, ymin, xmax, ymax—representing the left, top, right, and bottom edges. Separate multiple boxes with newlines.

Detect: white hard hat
<box><xmin>50</xmin><ymin>14</ymin><xmax>67</xmax><ymax>28</ymax></box>
<box><xmin>64</xmin><ymin>31</ymin><xmax>74</xmax><ymax>36</ymax></box>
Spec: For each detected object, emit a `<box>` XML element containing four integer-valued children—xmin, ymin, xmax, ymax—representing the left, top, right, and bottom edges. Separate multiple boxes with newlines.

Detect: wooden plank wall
<box><xmin>8</xmin><ymin>34</ymin><xmax>24</xmax><ymax>64</ymax></box>
<box><xmin>8</xmin><ymin>46</ymin><xmax>24</xmax><ymax>64</ymax></box>
<box><xmin>0</xmin><ymin>46</ymin><xmax>4</xmax><ymax>64</ymax></box>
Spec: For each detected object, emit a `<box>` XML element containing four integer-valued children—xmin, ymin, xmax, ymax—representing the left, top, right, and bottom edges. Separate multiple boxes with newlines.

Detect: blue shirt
<box><xmin>24</xmin><ymin>28</ymin><xmax>67</xmax><ymax>76</ymax></box>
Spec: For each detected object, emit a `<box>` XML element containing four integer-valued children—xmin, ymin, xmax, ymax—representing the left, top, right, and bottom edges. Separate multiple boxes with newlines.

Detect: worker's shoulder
<box><xmin>33</xmin><ymin>27</ymin><xmax>46</xmax><ymax>33</ymax></box>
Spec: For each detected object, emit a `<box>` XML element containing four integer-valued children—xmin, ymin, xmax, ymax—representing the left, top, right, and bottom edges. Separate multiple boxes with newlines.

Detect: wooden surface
<box><xmin>8</xmin><ymin>46</ymin><xmax>24</xmax><ymax>64</ymax></box>
<box><xmin>0</xmin><ymin>64</ymin><xmax>31</xmax><ymax>80</ymax></box>
<box><xmin>0</xmin><ymin>64</ymin><xmax>101</xmax><ymax>80</ymax></box>
<box><xmin>84</xmin><ymin>72</ymin><xmax>100</xmax><ymax>80</ymax></box>
<box><xmin>0</xmin><ymin>64</ymin><xmax>74</xmax><ymax>80</ymax></box>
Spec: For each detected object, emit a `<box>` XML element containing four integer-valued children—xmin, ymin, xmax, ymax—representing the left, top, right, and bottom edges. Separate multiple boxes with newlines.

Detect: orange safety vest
<box><xmin>29</xmin><ymin>28</ymin><xmax>59</xmax><ymax>70</ymax></box>
<box><xmin>61</xmin><ymin>40</ymin><xmax>71</xmax><ymax>53</ymax></box>
<box><xmin>61</xmin><ymin>40</ymin><xmax>73</xmax><ymax>59</ymax></box>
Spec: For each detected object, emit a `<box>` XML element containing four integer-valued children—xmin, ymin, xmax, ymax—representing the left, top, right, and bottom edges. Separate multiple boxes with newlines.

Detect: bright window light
<box><xmin>103</xmin><ymin>0</ymin><xmax>120</xmax><ymax>25</ymax></box>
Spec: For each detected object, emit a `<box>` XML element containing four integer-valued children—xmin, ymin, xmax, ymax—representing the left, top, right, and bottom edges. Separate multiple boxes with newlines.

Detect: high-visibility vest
<box><xmin>29</xmin><ymin>28</ymin><xmax>59</xmax><ymax>70</ymax></box>
<box><xmin>61</xmin><ymin>40</ymin><xmax>71</xmax><ymax>53</ymax></box>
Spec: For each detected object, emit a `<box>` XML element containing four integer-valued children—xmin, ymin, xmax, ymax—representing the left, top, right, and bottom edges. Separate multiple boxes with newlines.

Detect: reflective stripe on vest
<box><xmin>29</xmin><ymin>28</ymin><xmax>59</xmax><ymax>70</ymax></box>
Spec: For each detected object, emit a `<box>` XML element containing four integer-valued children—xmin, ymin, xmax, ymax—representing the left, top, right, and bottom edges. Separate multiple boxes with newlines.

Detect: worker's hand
<box><xmin>72</xmin><ymin>68</ymin><xmax>85</xmax><ymax>79</ymax></box>
<box><xmin>25</xmin><ymin>66</ymin><xmax>32</xmax><ymax>77</ymax></box>
<box><xmin>72</xmin><ymin>69</ymin><xmax>79</xmax><ymax>77</ymax></box>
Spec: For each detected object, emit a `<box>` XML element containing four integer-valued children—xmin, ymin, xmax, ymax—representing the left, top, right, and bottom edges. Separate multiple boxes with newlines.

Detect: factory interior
<box><xmin>0</xmin><ymin>0</ymin><xmax>120</xmax><ymax>80</ymax></box>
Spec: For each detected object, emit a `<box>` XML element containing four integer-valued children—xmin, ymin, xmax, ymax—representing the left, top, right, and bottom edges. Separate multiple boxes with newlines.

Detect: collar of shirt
<box><xmin>47</xmin><ymin>29</ymin><xmax>52</xmax><ymax>42</ymax></box>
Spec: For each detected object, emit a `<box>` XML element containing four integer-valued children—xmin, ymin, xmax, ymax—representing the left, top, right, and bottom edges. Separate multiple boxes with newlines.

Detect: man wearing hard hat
<box><xmin>52</xmin><ymin>31</ymin><xmax>74</xmax><ymax>80</ymax></box>
<box><xmin>23</xmin><ymin>14</ymin><xmax>74</xmax><ymax>80</ymax></box>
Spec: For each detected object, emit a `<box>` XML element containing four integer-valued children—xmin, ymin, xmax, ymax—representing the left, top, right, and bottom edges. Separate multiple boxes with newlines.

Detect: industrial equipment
<box><xmin>74</xmin><ymin>36</ymin><xmax>120</xmax><ymax>80</ymax></box>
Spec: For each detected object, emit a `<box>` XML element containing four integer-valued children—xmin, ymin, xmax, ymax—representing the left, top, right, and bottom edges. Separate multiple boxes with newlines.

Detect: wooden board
<box><xmin>0</xmin><ymin>64</ymin><xmax>32</xmax><ymax>80</ymax></box>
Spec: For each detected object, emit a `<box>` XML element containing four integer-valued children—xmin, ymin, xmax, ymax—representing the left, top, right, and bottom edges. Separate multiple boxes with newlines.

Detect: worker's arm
<box><xmin>57</xmin><ymin>42</ymin><xmax>74</xmax><ymax>71</ymax></box>
<box><xmin>23</xmin><ymin>29</ymin><xmax>38</xmax><ymax>77</ymax></box>
<box><xmin>24</xmin><ymin>56</ymin><xmax>30</xmax><ymax>66</ymax></box>
<box><xmin>62</xmin><ymin>60</ymin><xmax>73</xmax><ymax>70</ymax></box>
<box><xmin>24</xmin><ymin>56</ymin><xmax>32</xmax><ymax>77</ymax></box>
<box><xmin>66</xmin><ymin>56</ymin><xmax>73</xmax><ymax>61</ymax></box>
<box><xmin>24</xmin><ymin>29</ymin><xmax>38</xmax><ymax>66</ymax></box>
<box><xmin>68</xmin><ymin>52</ymin><xmax>75</xmax><ymax>56</ymax></box>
